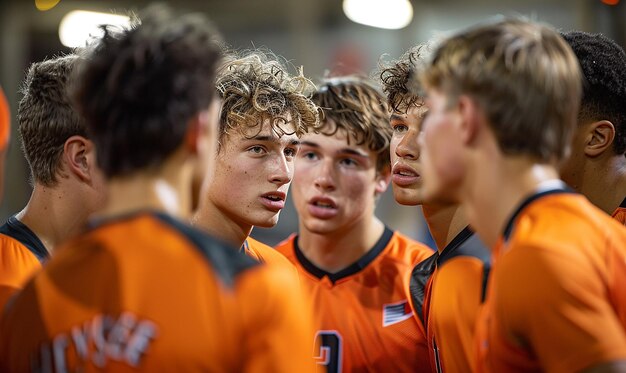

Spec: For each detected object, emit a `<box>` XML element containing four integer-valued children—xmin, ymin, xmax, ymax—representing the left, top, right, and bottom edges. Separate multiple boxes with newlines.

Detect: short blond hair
<box><xmin>421</xmin><ymin>18</ymin><xmax>581</xmax><ymax>162</ymax></box>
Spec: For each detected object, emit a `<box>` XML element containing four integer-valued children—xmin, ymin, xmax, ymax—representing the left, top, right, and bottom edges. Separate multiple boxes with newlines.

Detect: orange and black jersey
<box><xmin>0</xmin><ymin>211</ymin><xmax>316</xmax><ymax>372</ymax></box>
<box><xmin>410</xmin><ymin>227</ymin><xmax>490</xmax><ymax>373</ymax></box>
<box><xmin>275</xmin><ymin>227</ymin><xmax>434</xmax><ymax>373</ymax></box>
<box><xmin>476</xmin><ymin>187</ymin><xmax>626</xmax><ymax>373</ymax></box>
<box><xmin>613</xmin><ymin>197</ymin><xmax>626</xmax><ymax>225</ymax></box>
<box><xmin>0</xmin><ymin>215</ymin><xmax>49</xmax><ymax>311</ymax></box>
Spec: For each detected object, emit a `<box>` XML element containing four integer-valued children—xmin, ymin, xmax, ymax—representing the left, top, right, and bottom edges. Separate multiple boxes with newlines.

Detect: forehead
<box><xmin>392</xmin><ymin>104</ymin><xmax>428</xmax><ymax>120</ymax></box>
<box><xmin>224</xmin><ymin>116</ymin><xmax>299</xmax><ymax>144</ymax></box>
<box><xmin>300</xmin><ymin>130</ymin><xmax>372</xmax><ymax>157</ymax></box>
<box><xmin>232</xmin><ymin>112</ymin><xmax>297</xmax><ymax>137</ymax></box>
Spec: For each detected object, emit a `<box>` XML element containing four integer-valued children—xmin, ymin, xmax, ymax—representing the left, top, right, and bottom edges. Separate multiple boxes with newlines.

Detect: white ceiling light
<box><xmin>343</xmin><ymin>0</ymin><xmax>413</xmax><ymax>30</ymax></box>
<box><xmin>59</xmin><ymin>10</ymin><xmax>131</xmax><ymax>48</ymax></box>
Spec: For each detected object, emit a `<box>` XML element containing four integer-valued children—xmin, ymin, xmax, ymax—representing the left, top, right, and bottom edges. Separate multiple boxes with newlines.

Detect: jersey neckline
<box><xmin>502</xmin><ymin>185</ymin><xmax>575</xmax><ymax>242</ymax></box>
<box><xmin>293</xmin><ymin>226</ymin><xmax>394</xmax><ymax>284</ymax></box>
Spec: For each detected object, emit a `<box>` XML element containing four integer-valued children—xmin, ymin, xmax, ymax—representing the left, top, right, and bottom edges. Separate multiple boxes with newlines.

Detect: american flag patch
<box><xmin>382</xmin><ymin>300</ymin><xmax>413</xmax><ymax>327</ymax></box>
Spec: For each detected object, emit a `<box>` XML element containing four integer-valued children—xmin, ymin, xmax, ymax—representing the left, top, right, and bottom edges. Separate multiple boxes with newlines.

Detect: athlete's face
<box><xmin>389</xmin><ymin>105</ymin><xmax>429</xmax><ymax>206</ymax></box>
<box><xmin>419</xmin><ymin>89</ymin><xmax>466</xmax><ymax>204</ymax></box>
<box><xmin>206</xmin><ymin>116</ymin><xmax>299</xmax><ymax>228</ymax></box>
<box><xmin>292</xmin><ymin>127</ymin><xmax>389</xmax><ymax>235</ymax></box>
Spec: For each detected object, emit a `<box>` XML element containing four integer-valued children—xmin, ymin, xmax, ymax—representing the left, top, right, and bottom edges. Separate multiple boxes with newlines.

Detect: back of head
<box><xmin>561</xmin><ymin>31</ymin><xmax>626</xmax><ymax>157</ymax></box>
<box><xmin>421</xmin><ymin>18</ymin><xmax>582</xmax><ymax>163</ymax></box>
<box><xmin>18</xmin><ymin>54</ymin><xmax>85</xmax><ymax>186</ymax></box>
<box><xmin>71</xmin><ymin>4</ymin><xmax>222</xmax><ymax>178</ymax></box>
<box><xmin>216</xmin><ymin>49</ymin><xmax>321</xmax><ymax>143</ymax></box>
<box><xmin>378</xmin><ymin>44</ymin><xmax>430</xmax><ymax>114</ymax></box>
<box><xmin>313</xmin><ymin>75</ymin><xmax>392</xmax><ymax>171</ymax></box>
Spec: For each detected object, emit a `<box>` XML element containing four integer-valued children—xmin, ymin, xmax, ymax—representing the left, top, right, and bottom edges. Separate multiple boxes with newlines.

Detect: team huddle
<box><xmin>0</xmin><ymin>3</ymin><xmax>625</xmax><ymax>373</ymax></box>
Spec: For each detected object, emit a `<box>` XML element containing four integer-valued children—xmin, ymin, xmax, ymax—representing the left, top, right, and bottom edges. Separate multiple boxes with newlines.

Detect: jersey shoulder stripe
<box><xmin>0</xmin><ymin>215</ymin><xmax>48</xmax><ymax>263</ymax></box>
<box><xmin>152</xmin><ymin>213</ymin><xmax>259</xmax><ymax>288</ymax></box>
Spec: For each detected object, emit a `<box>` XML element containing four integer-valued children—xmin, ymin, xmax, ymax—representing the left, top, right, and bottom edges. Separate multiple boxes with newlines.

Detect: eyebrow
<box><xmin>390</xmin><ymin>114</ymin><xmax>405</xmax><ymax>122</ymax></box>
<box><xmin>340</xmin><ymin>148</ymin><xmax>369</xmax><ymax>158</ymax></box>
<box><xmin>300</xmin><ymin>140</ymin><xmax>319</xmax><ymax>148</ymax></box>
<box><xmin>302</xmin><ymin>141</ymin><xmax>368</xmax><ymax>156</ymax></box>
<box><xmin>251</xmin><ymin>135</ymin><xmax>300</xmax><ymax>146</ymax></box>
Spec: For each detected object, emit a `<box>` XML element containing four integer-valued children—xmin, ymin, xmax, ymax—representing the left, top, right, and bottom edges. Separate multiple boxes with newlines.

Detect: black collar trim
<box><xmin>437</xmin><ymin>226</ymin><xmax>473</xmax><ymax>266</ymax></box>
<box><xmin>503</xmin><ymin>186</ymin><xmax>575</xmax><ymax>241</ymax></box>
<box><xmin>0</xmin><ymin>215</ymin><xmax>49</xmax><ymax>263</ymax></box>
<box><xmin>294</xmin><ymin>227</ymin><xmax>394</xmax><ymax>284</ymax></box>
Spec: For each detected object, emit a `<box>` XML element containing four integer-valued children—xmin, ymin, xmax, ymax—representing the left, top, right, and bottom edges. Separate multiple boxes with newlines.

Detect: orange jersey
<box><xmin>0</xmin><ymin>86</ymin><xmax>10</xmax><ymax>150</ymax></box>
<box><xmin>476</xmin><ymin>189</ymin><xmax>626</xmax><ymax>373</ymax></box>
<box><xmin>0</xmin><ymin>215</ymin><xmax>49</xmax><ymax>311</ymax></box>
<box><xmin>410</xmin><ymin>227</ymin><xmax>490</xmax><ymax>373</ymax></box>
<box><xmin>244</xmin><ymin>236</ymin><xmax>296</xmax><ymax>268</ymax></box>
<box><xmin>0</xmin><ymin>211</ymin><xmax>316</xmax><ymax>372</ymax></box>
<box><xmin>244</xmin><ymin>236</ymin><xmax>301</xmax><ymax>285</ymax></box>
<box><xmin>612</xmin><ymin>197</ymin><xmax>626</xmax><ymax>226</ymax></box>
<box><xmin>275</xmin><ymin>227</ymin><xmax>434</xmax><ymax>373</ymax></box>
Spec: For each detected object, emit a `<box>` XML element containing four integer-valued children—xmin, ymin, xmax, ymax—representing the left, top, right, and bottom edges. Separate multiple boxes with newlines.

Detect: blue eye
<box><xmin>302</xmin><ymin>151</ymin><xmax>318</xmax><ymax>160</ymax></box>
<box><xmin>340</xmin><ymin>158</ymin><xmax>357</xmax><ymax>167</ymax></box>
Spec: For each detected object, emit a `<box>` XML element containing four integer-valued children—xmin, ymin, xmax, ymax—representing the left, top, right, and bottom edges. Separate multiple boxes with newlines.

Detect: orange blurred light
<box><xmin>35</xmin><ymin>0</ymin><xmax>61</xmax><ymax>11</ymax></box>
<box><xmin>601</xmin><ymin>0</ymin><xmax>620</xmax><ymax>5</ymax></box>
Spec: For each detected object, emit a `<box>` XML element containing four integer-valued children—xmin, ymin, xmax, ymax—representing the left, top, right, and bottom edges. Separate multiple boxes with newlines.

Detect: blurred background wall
<box><xmin>0</xmin><ymin>0</ymin><xmax>624</xmax><ymax>246</ymax></box>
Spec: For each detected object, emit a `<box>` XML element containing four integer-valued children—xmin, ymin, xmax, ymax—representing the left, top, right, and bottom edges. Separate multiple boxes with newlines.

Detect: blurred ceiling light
<box><xmin>59</xmin><ymin>10</ymin><xmax>130</xmax><ymax>48</ymax></box>
<box><xmin>343</xmin><ymin>0</ymin><xmax>413</xmax><ymax>29</ymax></box>
<box><xmin>601</xmin><ymin>0</ymin><xmax>619</xmax><ymax>5</ymax></box>
<box><xmin>35</xmin><ymin>0</ymin><xmax>61</xmax><ymax>11</ymax></box>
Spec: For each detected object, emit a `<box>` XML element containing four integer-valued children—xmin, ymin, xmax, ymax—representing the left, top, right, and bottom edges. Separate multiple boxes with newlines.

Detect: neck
<box><xmin>422</xmin><ymin>203</ymin><xmax>468</xmax><ymax>252</ymax></box>
<box><xmin>297</xmin><ymin>217</ymin><xmax>385</xmax><ymax>273</ymax></box>
<box><xmin>191</xmin><ymin>202</ymin><xmax>252</xmax><ymax>248</ymax></box>
<box><xmin>97</xmin><ymin>151</ymin><xmax>193</xmax><ymax>222</ymax></box>
<box><xmin>464</xmin><ymin>155</ymin><xmax>560</xmax><ymax>250</ymax></box>
<box><xmin>17</xmin><ymin>183</ymin><xmax>92</xmax><ymax>254</ymax></box>
<box><xmin>578</xmin><ymin>156</ymin><xmax>626</xmax><ymax>215</ymax></box>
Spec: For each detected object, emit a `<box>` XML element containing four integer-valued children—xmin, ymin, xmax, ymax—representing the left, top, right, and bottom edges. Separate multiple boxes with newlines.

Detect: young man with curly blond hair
<box><xmin>193</xmin><ymin>50</ymin><xmax>321</xmax><ymax>267</ymax></box>
<box><xmin>379</xmin><ymin>45</ymin><xmax>490</xmax><ymax>373</ymax></box>
<box><xmin>274</xmin><ymin>75</ymin><xmax>434</xmax><ymax>372</ymax></box>
<box><xmin>419</xmin><ymin>18</ymin><xmax>626</xmax><ymax>372</ymax></box>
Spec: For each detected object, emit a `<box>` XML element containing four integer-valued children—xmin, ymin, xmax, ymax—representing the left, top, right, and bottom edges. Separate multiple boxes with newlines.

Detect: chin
<box><xmin>302</xmin><ymin>219</ymin><xmax>337</xmax><ymax>235</ymax></box>
<box><xmin>392</xmin><ymin>188</ymin><xmax>422</xmax><ymax>206</ymax></box>
<box><xmin>252</xmin><ymin>213</ymin><xmax>281</xmax><ymax>228</ymax></box>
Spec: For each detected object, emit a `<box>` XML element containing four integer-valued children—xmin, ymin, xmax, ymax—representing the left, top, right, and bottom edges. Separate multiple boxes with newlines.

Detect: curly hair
<box><xmin>377</xmin><ymin>45</ymin><xmax>429</xmax><ymax>114</ymax></box>
<box><xmin>18</xmin><ymin>54</ymin><xmax>86</xmax><ymax>186</ymax></box>
<box><xmin>313</xmin><ymin>75</ymin><xmax>392</xmax><ymax>171</ymax></box>
<box><xmin>561</xmin><ymin>31</ymin><xmax>626</xmax><ymax>156</ymax></box>
<box><xmin>216</xmin><ymin>50</ymin><xmax>321</xmax><ymax>144</ymax></box>
<box><xmin>70</xmin><ymin>4</ymin><xmax>222</xmax><ymax>178</ymax></box>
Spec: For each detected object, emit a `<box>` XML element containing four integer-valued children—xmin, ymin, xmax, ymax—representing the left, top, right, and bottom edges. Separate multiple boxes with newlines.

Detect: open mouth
<box><xmin>313</xmin><ymin>200</ymin><xmax>335</xmax><ymax>209</ymax></box>
<box><xmin>259</xmin><ymin>192</ymin><xmax>286</xmax><ymax>211</ymax></box>
<box><xmin>392</xmin><ymin>165</ymin><xmax>420</xmax><ymax>186</ymax></box>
